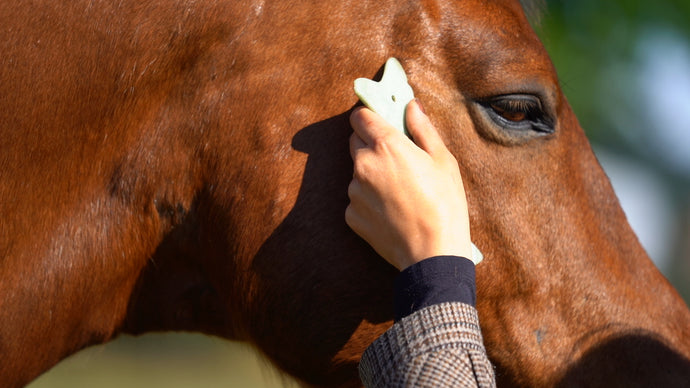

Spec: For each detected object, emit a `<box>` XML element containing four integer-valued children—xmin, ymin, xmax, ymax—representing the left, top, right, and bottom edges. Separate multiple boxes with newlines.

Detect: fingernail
<box><xmin>415</xmin><ymin>98</ymin><xmax>426</xmax><ymax>114</ymax></box>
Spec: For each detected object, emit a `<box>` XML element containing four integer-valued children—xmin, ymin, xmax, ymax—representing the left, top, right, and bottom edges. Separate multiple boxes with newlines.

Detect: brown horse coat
<box><xmin>1</xmin><ymin>0</ymin><xmax>689</xmax><ymax>387</ymax></box>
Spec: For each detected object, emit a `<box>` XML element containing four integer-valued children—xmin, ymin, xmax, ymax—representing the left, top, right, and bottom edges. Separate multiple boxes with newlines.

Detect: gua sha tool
<box><xmin>354</xmin><ymin>58</ymin><xmax>415</xmax><ymax>136</ymax></box>
<box><xmin>354</xmin><ymin>57</ymin><xmax>484</xmax><ymax>265</ymax></box>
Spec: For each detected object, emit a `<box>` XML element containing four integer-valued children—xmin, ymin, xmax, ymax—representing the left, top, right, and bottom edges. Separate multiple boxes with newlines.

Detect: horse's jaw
<box><xmin>468</xmin><ymin>105</ymin><xmax>690</xmax><ymax>386</ymax></box>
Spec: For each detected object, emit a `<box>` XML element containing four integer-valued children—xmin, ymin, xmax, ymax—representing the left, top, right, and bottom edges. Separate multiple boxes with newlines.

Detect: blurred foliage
<box><xmin>538</xmin><ymin>0</ymin><xmax>690</xmax><ymax>144</ymax></box>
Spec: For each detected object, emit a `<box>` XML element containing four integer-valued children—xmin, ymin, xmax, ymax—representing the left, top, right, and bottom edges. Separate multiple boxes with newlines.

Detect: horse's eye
<box><xmin>483</xmin><ymin>94</ymin><xmax>554</xmax><ymax>134</ymax></box>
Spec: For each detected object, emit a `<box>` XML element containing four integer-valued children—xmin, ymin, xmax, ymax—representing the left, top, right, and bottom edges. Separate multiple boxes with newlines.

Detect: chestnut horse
<box><xmin>1</xmin><ymin>0</ymin><xmax>689</xmax><ymax>386</ymax></box>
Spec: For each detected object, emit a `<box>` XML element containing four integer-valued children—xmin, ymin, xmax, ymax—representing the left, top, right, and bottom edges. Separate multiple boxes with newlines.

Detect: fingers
<box><xmin>351</xmin><ymin>100</ymin><xmax>448</xmax><ymax>157</ymax></box>
<box><xmin>349</xmin><ymin>131</ymin><xmax>367</xmax><ymax>161</ymax></box>
<box><xmin>345</xmin><ymin>181</ymin><xmax>374</xmax><ymax>246</ymax></box>
<box><xmin>349</xmin><ymin>106</ymin><xmax>403</xmax><ymax>146</ymax></box>
<box><xmin>349</xmin><ymin>107</ymin><xmax>407</xmax><ymax>181</ymax></box>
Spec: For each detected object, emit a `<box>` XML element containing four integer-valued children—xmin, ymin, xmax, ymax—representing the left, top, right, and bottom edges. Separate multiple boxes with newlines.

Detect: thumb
<box><xmin>405</xmin><ymin>99</ymin><xmax>449</xmax><ymax>158</ymax></box>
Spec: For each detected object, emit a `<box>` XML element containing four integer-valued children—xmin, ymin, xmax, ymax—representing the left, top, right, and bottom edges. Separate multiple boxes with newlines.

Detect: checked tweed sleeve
<box><xmin>359</xmin><ymin>302</ymin><xmax>496</xmax><ymax>388</ymax></box>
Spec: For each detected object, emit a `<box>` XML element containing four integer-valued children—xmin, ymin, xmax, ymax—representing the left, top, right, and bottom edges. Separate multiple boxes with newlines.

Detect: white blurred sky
<box><xmin>595</xmin><ymin>27</ymin><xmax>690</xmax><ymax>275</ymax></box>
<box><xmin>637</xmin><ymin>28</ymin><xmax>690</xmax><ymax>175</ymax></box>
<box><xmin>595</xmin><ymin>148</ymin><xmax>674</xmax><ymax>272</ymax></box>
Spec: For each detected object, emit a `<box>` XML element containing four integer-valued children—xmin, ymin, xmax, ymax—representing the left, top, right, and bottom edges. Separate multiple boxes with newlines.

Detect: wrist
<box><xmin>394</xmin><ymin>256</ymin><xmax>477</xmax><ymax>321</ymax></box>
<box><xmin>397</xmin><ymin>240</ymin><xmax>473</xmax><ymax>271</ymax></box>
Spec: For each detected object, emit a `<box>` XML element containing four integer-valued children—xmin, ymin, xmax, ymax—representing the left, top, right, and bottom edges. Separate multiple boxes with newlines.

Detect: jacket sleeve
<box><xmin>358</xmin><ymin>302</ymin><xmax>496</xmax><ymax>388</ymax></box>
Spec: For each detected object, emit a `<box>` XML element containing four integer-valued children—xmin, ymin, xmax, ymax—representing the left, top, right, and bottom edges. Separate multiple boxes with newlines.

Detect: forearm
<box><xmin>360</xmin><ymin>302</ymin><xmax>495</xmax><ymax>388</ymax></box>
<box><xmin>359</xmin><ymin>256</ymin><xmax>496</xmax><ymax>388</ymax></box>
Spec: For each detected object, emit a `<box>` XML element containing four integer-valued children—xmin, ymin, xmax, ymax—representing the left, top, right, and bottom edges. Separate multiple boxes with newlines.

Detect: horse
<box><xmin>1</xmin><ymin>0</ymin><xmax>689</xmax><ymax>386</ymax></box>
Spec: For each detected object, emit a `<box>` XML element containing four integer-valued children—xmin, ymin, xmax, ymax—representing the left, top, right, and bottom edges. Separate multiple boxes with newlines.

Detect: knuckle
<box><xmin>347</xmin><ymin>179</ymin><xmax>358</xmax><ymax>199</ymax></box>
<box><xmin>344</xmin><ymin>205</ymin><xmax>360</xmax><ymax>231</ymax></box>
<box><xmin>352</xmin><ymin>157</ymin><xmax>374</xmax><ymax>182</ymax></box>
<box><xmin>344</xmin><ymin>205</ymin><xmax>353</xmax><ymax>223</ymax></box>
<box><xmin>440</xmin><ymin>149</ymin><xmax>459</xmax><ymax>167</ymax></box>
<box><xmin>372</xmin><ymin>133</ymin><xmax>399</xmax><ymax>155</ymax></box>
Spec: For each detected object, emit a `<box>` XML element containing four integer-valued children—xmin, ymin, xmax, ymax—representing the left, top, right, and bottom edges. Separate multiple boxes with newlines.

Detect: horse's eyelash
<box><xmin>492</xmin><ymin>98</ymin><xmax>541</xmax><ymax>115</ymax></box>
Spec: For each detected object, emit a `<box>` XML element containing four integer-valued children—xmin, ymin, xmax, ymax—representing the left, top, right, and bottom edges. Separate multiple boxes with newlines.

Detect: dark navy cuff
<box><xmin>393</xmin><ymin>256</ymin><xmax>476</xmax><ymax>322</ymax></box>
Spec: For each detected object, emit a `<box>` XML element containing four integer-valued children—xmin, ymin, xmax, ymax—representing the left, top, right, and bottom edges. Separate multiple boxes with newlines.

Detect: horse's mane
<box><xmin>520</xmin><ymin>0</ymin><xmax>546</xmax><ymax>26</ymax></box>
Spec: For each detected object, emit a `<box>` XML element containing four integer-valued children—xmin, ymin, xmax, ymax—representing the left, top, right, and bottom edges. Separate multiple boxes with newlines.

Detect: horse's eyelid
<box><xmin>478</xmin><ymin>94</ymin><xmax>555</xmax><ymax>135</ymax></box>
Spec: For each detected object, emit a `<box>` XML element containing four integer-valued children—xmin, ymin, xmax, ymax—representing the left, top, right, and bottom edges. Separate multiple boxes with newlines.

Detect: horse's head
<box><xmin>377</xmin><ymin>0</ymin><xmax>690</xmax><ymax>385</ymax></box>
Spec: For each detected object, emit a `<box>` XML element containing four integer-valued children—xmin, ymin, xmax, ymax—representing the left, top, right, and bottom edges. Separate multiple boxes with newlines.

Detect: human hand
<box><xmin>346</xmin><ymin>100</ymin><xmax>473</xmax><ymax>271</ymax></box>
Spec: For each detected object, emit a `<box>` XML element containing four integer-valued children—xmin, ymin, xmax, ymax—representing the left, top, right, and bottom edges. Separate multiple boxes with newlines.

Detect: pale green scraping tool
<box><xmin>353</xmin><ymin>57</ymin><xmax>484</xmax><ymax>265</ymax></box>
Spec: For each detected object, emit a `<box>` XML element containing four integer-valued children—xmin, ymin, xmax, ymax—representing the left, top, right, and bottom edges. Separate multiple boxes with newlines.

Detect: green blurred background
<box><xmin>30</xmin><ymin>1</ymin><xmax>690</xmax><ymax>387</ymax></box>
